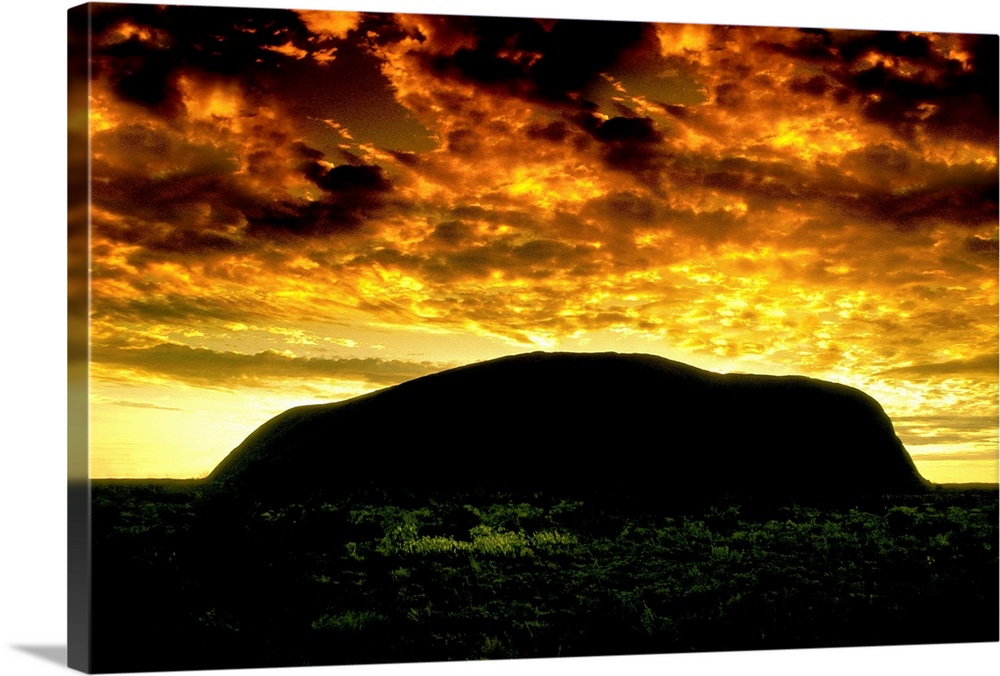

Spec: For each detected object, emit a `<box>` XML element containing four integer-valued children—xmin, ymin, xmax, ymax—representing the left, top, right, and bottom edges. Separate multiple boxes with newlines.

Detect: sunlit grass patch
<box><xmin>402</xmin><ymin>525</ymin><xmax>577</xmax><ymax>556</ymax></box>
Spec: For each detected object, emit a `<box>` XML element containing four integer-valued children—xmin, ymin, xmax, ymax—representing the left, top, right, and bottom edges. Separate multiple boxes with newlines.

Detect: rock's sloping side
<box><xmin>207</xmin><ymin>352</ymin><xmax>929</xmax><ymax>500</ymax></box>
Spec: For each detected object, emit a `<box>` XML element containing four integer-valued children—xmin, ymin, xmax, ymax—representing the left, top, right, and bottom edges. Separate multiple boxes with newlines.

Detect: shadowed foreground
<box><xmin>90</xmin><ymin>482</ymin><xmax>997</xmax><ymax>673</ymax></box>
<box><xmin>86</xmin><ymin>353</ymin><xmax>996</xmax><ymax>673</ymax></box>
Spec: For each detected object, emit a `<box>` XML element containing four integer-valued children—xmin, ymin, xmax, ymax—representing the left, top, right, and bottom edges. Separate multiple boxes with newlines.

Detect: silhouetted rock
<box><xmin>208</xmin><ymin>352</ymin><xmax>929</xmax><ymax>502</ymax></box>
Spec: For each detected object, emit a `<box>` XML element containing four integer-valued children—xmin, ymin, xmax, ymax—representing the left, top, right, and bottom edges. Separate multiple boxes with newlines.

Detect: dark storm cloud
<box><xmin>837</xmin><ymin>30</ymin><xmax>938</xmax><ymax>63</ymax></box>
<box><xmin>90</xmin><ymin>121</ymin><xmax>261</xmax><ymax>255</ymax></box>
<box><xmin>93</xmin><ymin>120</ymin><xmax>397</xmax><ymax>244</ymax></box>
<box><xmin>713</xmin><ymin>81</ymin><xmax>748</xmax><ymax>109</ymax></box>
<box><xmin>575</xmin><ymin>114</ymin><xmax>667</xmax><ymax>179</ymax></box>
<box><xmin>789</xmin><ymin>74</ymin><xmax>830</xmax><ymax>97</ymax></box>
<box><xmin>246</xmin><ymin>158</ymin><xmax>395</xmax><ymax>238</ymax></box>
<box><xmin>833</xmin><ymin>167</ymin><xmax>998</xmax><ymax>231</ymax></box>
<box><xmin>92</xmin><ymin>342</ymin><xmax>445</xmax><ymax>388</ymax></box>
<box><xmin>244</xmin><ymin>144</ymin><xmax>397</xmax><ymax>238</ymax></box>
<box><xmin>302</xmin><ymin>162</ymin><xmax>391</xmax><ymax>194</ymax></box>
<box><xmin>529</xmin><ymin>19</ymin><xmax>651</xmax><ymax>101</ymax></box>
<box><xmin>445</xmin><ymin>128</ymin><xmax>482</xmax><ymax>156</ymax></box>
<box><xmin>768</xmin><ymin>29</ymin><xmax>998</xmax><ymax>144</ymax></box>
<box><xmin>699</xmin><ymin>168</ymin><xmax>800</xmax><ymax>204</ymax></box>
<box><xmin>525</xmin><ymin>120</ymin><xmax>570</xmax><ymax>142</ymax></box>
<box><xmin>593</xmin><ymin>116</ymin><xmax>662</xmax><ymax>144</ymax></box>
<box><xmin>244</xmin><ymin>193</ymin><xmax>392</xmax><ymax>238</ymax></box>
<box><xmin>667</xmin><ymin>154</ymin><xmax>807</xmax><ymax>209</ymax></box>
<box><xmin>291</xmin><ymin>142</ymin><xmax>325</xmax><ymax>161</ymax></box>
<box><xmin>430</xmin><ymin>221</ymin><xmax>474</xmax><ymax>246</ymax></box>
<box><xmin>422</xmin><ymin>15</ymin><xmax>653</xmax><ymax>106</ymax></box>
<box><xmin>830</xmin><ymin>145</ymin><xmax>999</xmax><ymax>232</ymax></box>
<box><xmin>585</xmin><ymin>191</ymin><xmax>658</xmax><ymax>225</ymax></box>
<box><xmin>965</xmin><ymin>236</ymin><xmax>1000</xmax><ymax>257</ymax></box>
<box><xmin>389</xmin><ymin>150</ymin><xmax>421</xmax><ymax>167</ymax></box>
<box><xmin>90</xmin><ymin>3</ymin><xmax>317</xmax><ymax>118</ymax></box>
<box><xmin>92</xmin><ymin>172</ymin><xmax>249</xmax><ymax>253</ymax></box>
<box><xmin>764</xmin><ymin>28</ymin><xmax>839</xmax><ymax>64</ymax></box>
<box><xmin>858</xmin><ymin>144</ymin><xmax>912</xmax><ymax>174</ymax></box>
<box><xmin>660</xmin><ymin>103</ymin><xmax>689</xmax><ymax>118</ymax></box>
<box><xmin>661</xmin><ymin>140</ymin><xmax>996</xmax><ymax>235</ymax></box>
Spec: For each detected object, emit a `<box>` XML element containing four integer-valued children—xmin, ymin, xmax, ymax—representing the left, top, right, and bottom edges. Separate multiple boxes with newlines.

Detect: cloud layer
<box><xmin>82</xmin><ymin>5</ymin><xmax>998</xmax><ymax>479</ymax></box>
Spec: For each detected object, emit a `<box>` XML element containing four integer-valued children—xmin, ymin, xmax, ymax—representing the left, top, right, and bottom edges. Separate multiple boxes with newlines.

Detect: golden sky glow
<box><xmin>78</xmin><ymin>2</ymin><xmax>998</xmax><ymax>483</ymax></box>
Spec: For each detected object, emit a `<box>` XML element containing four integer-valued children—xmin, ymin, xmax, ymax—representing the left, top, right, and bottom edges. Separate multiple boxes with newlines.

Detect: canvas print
<box><xmin>68</xmin><ymin>2</ymin><xmax>999</xmax><ymax>673</ymax></box>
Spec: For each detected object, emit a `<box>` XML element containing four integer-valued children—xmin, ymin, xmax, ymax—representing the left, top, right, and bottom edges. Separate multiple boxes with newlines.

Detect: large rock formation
<box><xmin>208</xmin><ymin>352</ymin><xmax>928</xmax><ymax>501</ymax></box>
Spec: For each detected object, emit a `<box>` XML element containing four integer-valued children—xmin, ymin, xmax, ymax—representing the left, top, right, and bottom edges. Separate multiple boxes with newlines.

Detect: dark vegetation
<box><xmin>90</xmin><ymin>480</ymin><xmax>998</xmax><ymax>673</ymax></box>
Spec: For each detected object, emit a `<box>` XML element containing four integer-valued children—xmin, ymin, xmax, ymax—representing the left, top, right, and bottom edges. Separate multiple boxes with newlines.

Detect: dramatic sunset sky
<box><xmin>76</xmin><ymin>1</ymin><xmax>998</xmax><ymax>483</ymax></box>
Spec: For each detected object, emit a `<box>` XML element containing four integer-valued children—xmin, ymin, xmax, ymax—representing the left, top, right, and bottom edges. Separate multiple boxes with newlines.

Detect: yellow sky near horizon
<box><xmin>74</xmin><ymin>4</ymin><xmax>998</xmax><ymax>484</ymax></box>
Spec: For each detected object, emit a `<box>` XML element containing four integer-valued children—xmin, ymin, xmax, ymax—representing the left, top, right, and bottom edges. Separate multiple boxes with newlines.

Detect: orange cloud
<box><xmin>82</xmin><ymin>7</ymin><xmax>998</xmax><ymax>480</ymax></box>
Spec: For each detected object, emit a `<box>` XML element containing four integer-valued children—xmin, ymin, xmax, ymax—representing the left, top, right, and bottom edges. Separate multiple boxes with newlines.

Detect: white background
<box><xmin>2</xmin><ymin>1</ymin><xmax>997</xmax><ymax>675</ymax></box>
